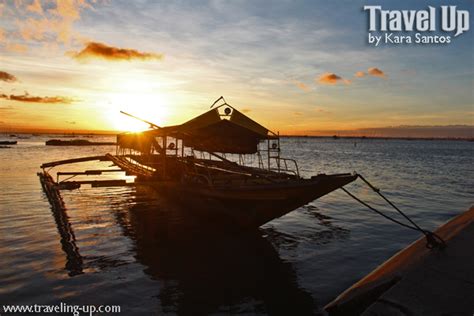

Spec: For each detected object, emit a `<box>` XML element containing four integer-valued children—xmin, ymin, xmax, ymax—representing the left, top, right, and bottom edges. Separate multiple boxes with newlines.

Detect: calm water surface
<box><xmin>0</xmin><ymin>136</ymin><xmax>472</xmax><ymax>315</ymax></box>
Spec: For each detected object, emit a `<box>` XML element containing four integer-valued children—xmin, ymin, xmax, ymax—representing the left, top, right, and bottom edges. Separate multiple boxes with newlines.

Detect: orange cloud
<box><xmin>26</xmin><ymin>0</ymin><xmax>44</xmax><ymax>15</ymax></box>
<box><xmin>368</xmin><ymin>67</ymin><xmax>386</xmax><ymax>78</ymax></box>
<box><xmin>293</xmin><ymin>80</ymin><xmax>311</xmax><ymax>92</ymax></box>
<box><xmin>5</xmin><ymin>43</ymin><xmax>28</xmax><ymax>53</ymax></box>
<box><xmin>3</xmin><ymin>0</ymin><xmax>97</xmax><ymax>49</ymax></box>
<box><xmin>355</xmin><ymin>71</ymin><xmax>366</xmax><ymax>78</ymax></box>
<box><xmin>318</xmin><ymin>73</ymin><xmax>351</xmax><ymax>85</ymax></box>
<box><xmin>315</xmin><ymin>107</ymin><xmax>332</xmax><ymax>114</ymax></box>
<box><xmin>69</xmin><ymin>42</ymin><xmax>164</xmax><ymax>62</ymax></box>
<box><xmin>50</xmin><ymin>0</ymin><xmax>83</xmax><ymax>20</ymax></box>
<box><xmin>0</xmin><ymin>71</ymin><xmax>18</xmax><ymax>82</ymax></box>
<box><xmin>17</xmin><ymin>18</ymin><xmax>50</xmax><ymax>41</ymax></box>
<box><xmin>0</xmin><ymin>92</ymin><xmax>74</xmax><ymax>104</ymax></box>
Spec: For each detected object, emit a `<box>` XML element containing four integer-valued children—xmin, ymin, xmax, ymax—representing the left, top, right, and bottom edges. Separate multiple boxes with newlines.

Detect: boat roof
<box><xmin>118</xmin><ymin>104</ymin><xmax>277</xmax><ymax>154</ymax></box>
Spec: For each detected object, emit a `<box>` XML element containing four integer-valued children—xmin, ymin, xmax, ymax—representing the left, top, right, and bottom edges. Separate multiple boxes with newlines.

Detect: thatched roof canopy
<box><xmin>118</xmin><ymin>107</ymin><xmax>276</xmax><ymax>154</ymax></box>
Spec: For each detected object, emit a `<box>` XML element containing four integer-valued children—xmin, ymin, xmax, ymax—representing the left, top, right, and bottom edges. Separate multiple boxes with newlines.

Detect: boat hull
<box><xmin>140</xmin><ymin>173</ymin><xmax>357</xmax><ymax>229</ymax></box>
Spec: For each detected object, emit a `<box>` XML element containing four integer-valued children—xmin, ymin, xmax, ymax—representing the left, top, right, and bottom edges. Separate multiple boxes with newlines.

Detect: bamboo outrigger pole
<box><xmin>120</xmin><ymin>111</ymin><xmax>161</xmax><ymax>129</ymax></box>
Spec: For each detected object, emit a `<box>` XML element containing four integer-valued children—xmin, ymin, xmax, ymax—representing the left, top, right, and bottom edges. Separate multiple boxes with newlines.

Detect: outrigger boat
<box><xmin>39</xmin><ymin>97</ymin><xmax>357</xmax><ymax>228</ymax></box>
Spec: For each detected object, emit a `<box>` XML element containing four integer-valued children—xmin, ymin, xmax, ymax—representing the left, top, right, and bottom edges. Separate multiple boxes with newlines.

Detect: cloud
<box><xmin>368</xmin><ymin>67</ymin><xmax>386</xmax><ymax>78</ymax></box>
<box><xmin>26</xmin><ymin>0</ymin><xmax>44</xmax><ymax>15</ymax></box>
<box><xmin>293</xmin><ymin>80</ymin><xmax>311</xmax><ymax>92</ymax></box>
<box><xmin>18</xmin><ymin>17</ymin><xmax>52</xmax><ymax>42</ymax></box>
<box><xmin>69</xmin><ymin>42</ymin><xmax>164</xmax><ymax>62</ymax></box>
<box><xmin>2</xmin><ymin>0</ymin><xmax>98</xmax><ymax>50</ymax></box>
<box><xmin>0</xmin><ymin>71</ymin><xmax>18</xmax><ymax>83</ymax></box>
<box><xmin>5</xmin><ymin>43</ymin><xmax>28</xmax><ymax>53</ymax></box>
<box><xmin>355</xmin><ymin>71</ymin><xmax>366</xmax><ymax>78</ymax></box>
<box><xmin>0</xmin><ymin>92</ymin><xmax>74</xmax><ymax>104</ymax></box>
<box><xmin>318</xmin><ymin>73</ymin><xmax>351</xmax><ymax>85</ymax></box>
<box><xmin>315</xmin><ymin>107</ymin><xmax>332</xmax><ymax>114</ymax></box>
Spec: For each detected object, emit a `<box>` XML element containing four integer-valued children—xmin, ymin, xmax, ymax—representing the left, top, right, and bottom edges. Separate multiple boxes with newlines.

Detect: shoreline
<box><xmin>279</xmin><ymin>135</ymin><xmax>474</xmax><ymax>141</ymax></box>
<box><xmin>2</xmin><ymin>132</ymin><xmax>473</xmax><ymax>142</ymax></box>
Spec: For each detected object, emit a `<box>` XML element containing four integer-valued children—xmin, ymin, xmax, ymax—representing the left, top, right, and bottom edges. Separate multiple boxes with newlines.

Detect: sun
<box><xmin>104</xmin><ymin>77</ymin><xmax>170</xmax><ymax>132</ymax></box>
<box><xmin>108</xmin><ymin>94</ymin><xmax>169</xmax><ymax>131</ymax></box>
<box><xmin>110</xmin><ymin>111</ymin><xmax>152</xmax><ymax>132</ymax></box>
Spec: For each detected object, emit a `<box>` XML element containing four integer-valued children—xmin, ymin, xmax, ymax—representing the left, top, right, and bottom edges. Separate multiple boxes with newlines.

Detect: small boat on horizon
<box><xmin>39</xmin><ymin>97</ymin><xmax>357</xmax><ymax>228</ymax></box>
<box><xmin>45</xmin><ymin>139</ymin><xmax>115</xmax><ymax>146</ymax></box>
<box><xmin>0</xmin><ymin>140</ymin><xmax>18</xmax><ymax>145</ymax></box>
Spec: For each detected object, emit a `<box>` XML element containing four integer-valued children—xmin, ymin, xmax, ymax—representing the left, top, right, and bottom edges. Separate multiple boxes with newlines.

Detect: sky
<box><xmin>0</xmin><ymin>0</ymin><xmax>473</xmax><ymax>136</ymax></box>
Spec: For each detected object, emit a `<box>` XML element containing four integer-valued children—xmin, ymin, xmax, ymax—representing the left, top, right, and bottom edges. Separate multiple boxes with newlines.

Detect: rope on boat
<box><xmin>342</xmin><ymin>174</ymin><xmax>446</xmax><ymax>250</ymax></box>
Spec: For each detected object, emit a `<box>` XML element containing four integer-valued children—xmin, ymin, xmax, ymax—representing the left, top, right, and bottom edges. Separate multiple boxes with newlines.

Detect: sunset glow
<box><xmin>104</xmin><ymin>77</ymin><xmax>170</xmax><ymax>131</ymax></box>
<box><xmin>0</xmin><ymin>0</ymin><xmax>472</xmax><ymax>137</ymax></box>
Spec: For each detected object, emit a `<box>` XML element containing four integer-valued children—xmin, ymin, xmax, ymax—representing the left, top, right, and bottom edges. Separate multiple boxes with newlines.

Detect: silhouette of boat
<box><xmin>39</xmin><ymin>97</ymin><xmax>356</xmax><ymax>228</ymax></box>
<box><xmin>45</xmin><ymin>139</ymin><xmax>115</xmax><ymax>146</ymax></box>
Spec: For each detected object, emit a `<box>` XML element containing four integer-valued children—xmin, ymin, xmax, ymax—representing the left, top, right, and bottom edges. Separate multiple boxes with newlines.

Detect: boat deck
<box><xmin>325</xmin><ymin>206</ymin><xmax>474</xmax><ymax>315</ymax></box>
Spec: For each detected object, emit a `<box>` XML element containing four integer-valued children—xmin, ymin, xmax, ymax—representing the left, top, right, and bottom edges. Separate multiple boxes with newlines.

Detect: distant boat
<box><xmin>0</xmin><ymin>141</ymin><xmax>17</xmax><ymax>145</ymax></box>
<box><xmin>45</xmin><ymin>139</ymin><xmax>115</xmax><ymax>146</ymax></box>
<box><xmin>39</xmin><ymin>97</ymin><xmax>357</xmax><ymax>229</ymax></box>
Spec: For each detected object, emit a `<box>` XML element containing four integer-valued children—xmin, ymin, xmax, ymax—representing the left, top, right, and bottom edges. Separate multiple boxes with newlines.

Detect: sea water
<box><xmin>0</xmin><ymin>136</ymin><xmax>472</xmax><ymax>315</ymax></box>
